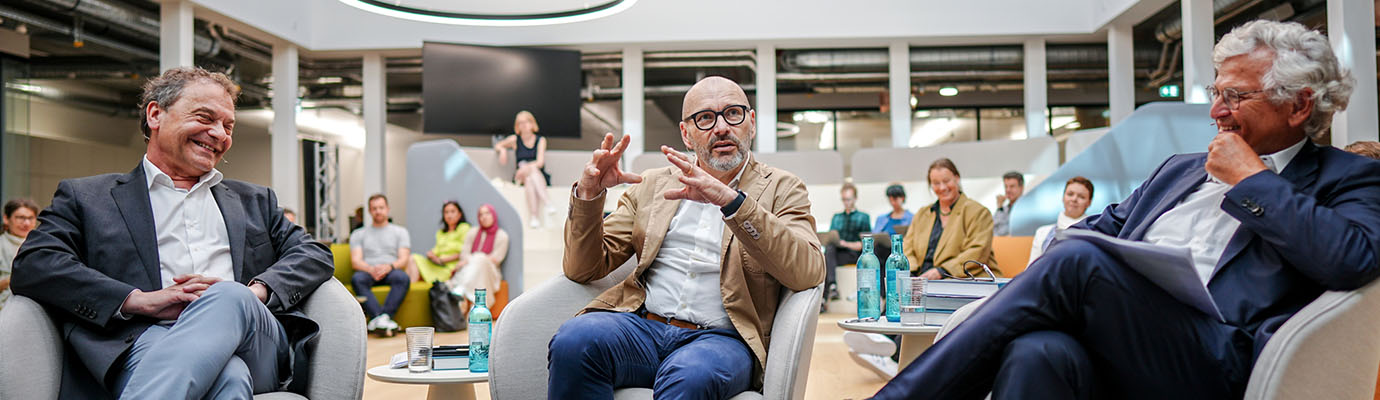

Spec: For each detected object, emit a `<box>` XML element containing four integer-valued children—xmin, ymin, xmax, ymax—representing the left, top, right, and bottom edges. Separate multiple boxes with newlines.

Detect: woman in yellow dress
<box><xmin>413</xmin><ymin>201</ymin><xmax>470</xmax><ymax>283</ymax></box>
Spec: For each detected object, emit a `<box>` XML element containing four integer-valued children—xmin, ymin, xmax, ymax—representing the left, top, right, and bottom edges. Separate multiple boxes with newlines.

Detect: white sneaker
<box><xmin>529</xmin><ymin>219</ymin><xmax>540</xmax><ymax>229</ymax></box>
<box><xmin>848</xmin><ymin>350</ymin><xmax>898</xmax><ymax>380</ymax></box>
<box><xmin>378</xmin><ymin>314</ymin><xmax>400</xmax><ymax>330</ymax></box>
<box><xmin>844</xmin><ymin>331</ymin><xmax>897</xmax><ymax>356</ymax></box>
<box><xmin>367</xmin><ymin>315</ymin><xmax>382</xmax><ymax>331</ymax></box>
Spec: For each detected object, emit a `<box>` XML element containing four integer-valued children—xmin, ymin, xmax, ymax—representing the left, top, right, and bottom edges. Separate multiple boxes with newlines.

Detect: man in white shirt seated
<box><xmin>872</xmin><ymin>20</ymin><xmax>1380</xmax><ymax>399</ymax></box>
<box><xmin>13</xmin><ymin>67</ymin><xmax>333</xmax><ymax>399</ymax></box>
<box><xmin>547</xmin><ymin>76</ymin><xmax>825</xmax><ymax>399</ymax></box>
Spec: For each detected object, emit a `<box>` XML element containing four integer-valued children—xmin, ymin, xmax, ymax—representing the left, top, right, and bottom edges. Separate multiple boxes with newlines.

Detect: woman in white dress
<box><xmin>1029</xmin><ymin>176</ymin><xmax>1094</xmax><ymax>261</ymax></box>
<box><xmin>446</xmin><ymin>203</ymin><xmax>508</xmax><ymax>308</ymax></box>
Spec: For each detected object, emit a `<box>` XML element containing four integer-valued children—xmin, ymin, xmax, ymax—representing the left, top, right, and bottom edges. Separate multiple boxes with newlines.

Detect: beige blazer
<box><xmin>903</xmin><ymin>193</ymin><xmax>1001</xmax><ymax>278</ymax></box>
<box><xmin>563</xmin><ymin>158</ymin><xmax>825</xmax><ymax>386</ymax></box>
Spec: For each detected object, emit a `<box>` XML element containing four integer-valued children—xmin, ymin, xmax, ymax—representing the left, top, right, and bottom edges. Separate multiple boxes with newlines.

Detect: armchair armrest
<box><xmin>298</xmin><ymin>279</ymin><xmax>366</xmax><ymax>400</ymax></box>
<box><xmin>0</xmin><ymin>295</ymin><xmax>62</xmax><ymax>400</ymax></box>
<box><xmin>762</xmin><ymin>284</ymin><xmax>822</xmax><ymax>400</ymax></box>
<box><xmin>935</xmin><ymin>297</ymin><xmax>988</xmax><ymax>343</ymax></box>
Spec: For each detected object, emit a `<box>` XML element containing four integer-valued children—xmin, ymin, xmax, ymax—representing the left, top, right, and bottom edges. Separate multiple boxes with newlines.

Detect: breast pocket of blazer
<box><xmin>246</xmin><ymin>232</ymin><xmax>275</xmax><ymax>268</ymax></box>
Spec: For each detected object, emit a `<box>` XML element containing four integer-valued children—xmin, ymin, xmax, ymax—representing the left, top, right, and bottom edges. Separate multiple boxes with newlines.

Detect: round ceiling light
<box><xmin>339</xmin><ymin>0</ymin><xmax>638</xmax><ymax>27</ymax></box>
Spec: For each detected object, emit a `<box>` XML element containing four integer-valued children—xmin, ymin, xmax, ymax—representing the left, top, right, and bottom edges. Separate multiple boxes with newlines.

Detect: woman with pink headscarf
<box><xmin>446</xmin><ymin>204</ymin><xmax>508</xmax><ymax>308</ymax></box>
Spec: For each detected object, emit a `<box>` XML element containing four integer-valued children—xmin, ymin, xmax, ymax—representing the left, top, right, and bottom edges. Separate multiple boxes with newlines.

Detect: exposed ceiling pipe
<box><xmin>779</xmin><ymin>45</ymin><xmax>1161</xmax><ymax>72</ymax></box>
<box><xmin>0</xmin><ymin>5</ymin><xmax>157</xmax><ymax>60</ymax></box>
<box><xmin>581</xmin><ymin>60</ymin><xmax>756</xmax><ymax>72</ymax></box>
<box><xmin>21</xmin><ymin>0</ymin><xmax>223</xmax><ymax>57</ymax></box>
<box><xmin>1154</xmin><ymin>0</ymin><xmax>1261</xmax><ymax>42</ymax></box>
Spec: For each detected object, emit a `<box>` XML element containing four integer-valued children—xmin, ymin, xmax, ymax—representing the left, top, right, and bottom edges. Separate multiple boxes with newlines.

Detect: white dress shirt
<box><xmin>1141</xmin><ymin>139</ymin><xmax>1306</xmax><ymax>285</ymax></box>
<box><xmin>643</xmin><ymin>156</ymin><xmax>750</xmax><ymax>329</ymax></box>
<box><xmin>143</xmin><ymin>156</ymin><xmax>234</xmax><ymax>288</ymax></box>
<box><xmin>1030</xmin><ymin>212</ymin><xmax>1087</xmax><ymax>261</ymax></box>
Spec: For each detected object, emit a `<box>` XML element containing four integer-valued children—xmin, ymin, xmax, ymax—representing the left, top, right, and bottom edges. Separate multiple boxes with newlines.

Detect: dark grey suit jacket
<box><xmin>11</xmin><ymin>164</ymin><xmax>333</xmax><ymax>399</ymax></box>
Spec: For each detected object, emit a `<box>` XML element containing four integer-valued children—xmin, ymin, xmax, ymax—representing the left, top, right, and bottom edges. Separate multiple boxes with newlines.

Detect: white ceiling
<box><xmin>369</xmin><ymin>0</ymin><xmax>626</xmax><ymax>16</ymax></box>
<box><xmin>191</xmin><ymin>0</ymin><xmax>1172</xmax><ymax>52</ymax></box>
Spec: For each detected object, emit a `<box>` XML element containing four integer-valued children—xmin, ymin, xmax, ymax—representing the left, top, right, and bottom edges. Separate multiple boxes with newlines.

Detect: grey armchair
<box><xmin>937</xmin><ymin>276</ymin><xmax>1380</xmax><ymax>399</ymax></box>
<box><xmin>489</xmin><ymin>260</ymin><xmax>822</xmax><ymax>399</ymax></box>
<box><xmin>0</xmin><ymin>279</ymin><xmax>367</xmax><ymax>400</ymax></box>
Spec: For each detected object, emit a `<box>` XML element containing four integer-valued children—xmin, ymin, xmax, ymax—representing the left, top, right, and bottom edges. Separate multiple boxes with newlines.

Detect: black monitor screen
<box><xmin>423</xmin><ymin>41</ymin><xmax>582</xmax><ymax>137</ymax></box>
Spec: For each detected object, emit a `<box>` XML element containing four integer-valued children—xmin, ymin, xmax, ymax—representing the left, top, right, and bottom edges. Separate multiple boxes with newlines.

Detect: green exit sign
<box><xmin>1159</xmin><ymin>85</ymin><xmax>1180</xmax><ymax>98</ymax></box>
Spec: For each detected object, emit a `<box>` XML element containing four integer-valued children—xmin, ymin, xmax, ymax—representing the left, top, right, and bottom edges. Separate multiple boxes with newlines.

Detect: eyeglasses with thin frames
<box><xmin>1205</xmin><ymin>85</ymin><xmax>1266</xmax><ymax>110</ymax></box>
<box><xmin>683</xmin><ymin>105</ymin><xmax>751</xmax><ymax>131</ymax></box>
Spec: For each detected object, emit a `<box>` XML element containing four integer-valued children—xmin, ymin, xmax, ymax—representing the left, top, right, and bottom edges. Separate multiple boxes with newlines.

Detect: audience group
<box><xmin>6</xmin><ymin>19</ymin><xmax>1380</xmax><ymax>400</ymax></box>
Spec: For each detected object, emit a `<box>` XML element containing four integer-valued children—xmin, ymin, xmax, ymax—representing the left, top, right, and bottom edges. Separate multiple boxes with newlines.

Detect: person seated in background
<box><xmin>493</xmin><ymin>110</ymin><xmax>553</xmax><ymax>229</ymax></box>
<box><xmin>444</xmin><ymin>204</ymin><xmax>507</xmax><ymax>308</ymax></box>
<box><xmin>992</xmin><ymin>170</ymin><xmax>1024</xmax><ymax>236</ymax></box>
<box><xmin>282</xmin><ymin>207</ymin><xmax>297</xmax><ymax>225</ymax></box>
<box><xmin>12</xmin><ymin>66</ymin><xmax>334</xmax><ymax>398</ymax></box>
<box><xmin>1344</xmin><ymin>140</ymin><xmax>1380</xmax><ymax>159</ymax></box>
<box><xmin>548</xmin><ymin>76</ymin><xmax>825</xmax><ymax>399</ymax></box>
<box><xmin>872</xmin><ymin>183</ymin><xmax>913</xmax><ymax>262</ymax></box>
<box><xmin>0</xmin><ymin>198</ymin><xmax>39</xmax><ymax>310</ymax></box>
<box><xmin>906</xmin><ymin>158</ymin><xmax>1000</xmax><ymax>280</ymax></box>
<box><xmin>871</xmin><ymin>20</ymin><xmax>1380</xmax><ymax>399</ymax></box>
<box><xmin>349</xmin><ymin>193</ymin><xmax>412</xmax><ymax>335</ymax></box>
<box><xmin>413</xmin><ymin>200</ymin><xmax>470</xmax><ymax>284</ymax></box>
<box><xmin>1029</xmin><ymin>176</ymin><xmax>1094</xmax><ymax>261</ymax></box>
<box><xmin>825</xmin><ymin>183</ymin><xmax>870</xmax><ymax>304</ymax></box>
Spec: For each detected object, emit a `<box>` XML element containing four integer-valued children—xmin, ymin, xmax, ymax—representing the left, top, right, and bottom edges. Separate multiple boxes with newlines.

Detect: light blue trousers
<box><xmin>114</xmin><ymin>281</ymin><xmax>289</xmax><ymax>400</ymax></box>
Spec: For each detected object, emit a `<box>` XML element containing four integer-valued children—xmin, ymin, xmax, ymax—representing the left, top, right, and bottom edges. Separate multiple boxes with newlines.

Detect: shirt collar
<box><xmin>143</xmin><ymin>155</ymin><xmax>223</xmax><ymax>191</ymax></box>
<box><xmin>726</xmin><ymin>153</ymin><xmax>751</xmax><ymax>189</ymax></box>
<box><xmin>1205</xmin><ymin>138</ymin><xmax>1307</xmax><ymax>184</ymax></box>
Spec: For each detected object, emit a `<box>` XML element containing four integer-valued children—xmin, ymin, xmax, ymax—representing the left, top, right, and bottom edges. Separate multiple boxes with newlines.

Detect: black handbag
<box><xmin>429</xmin><ymin>280</ymin><xmax>467</xmax><ymax>332</ymax></box>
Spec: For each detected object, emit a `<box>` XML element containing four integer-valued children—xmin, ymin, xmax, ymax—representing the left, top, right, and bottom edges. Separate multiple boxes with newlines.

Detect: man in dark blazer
<box><xmin>872</xmin><ymin>20</ymin><xmax>1380</xmax><ymax>400</ymax></box>
<box><xmin>11</xmin><ymin>67</ymin><xmax>333</xmax><ymax>399</ymax></box>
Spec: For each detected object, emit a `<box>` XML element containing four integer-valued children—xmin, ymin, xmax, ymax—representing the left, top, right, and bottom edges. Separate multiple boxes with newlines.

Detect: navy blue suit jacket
<box><xmin>1072</xmin><ymin>142</ymin><xmax>1380</xmax><ymax>361</ymax></box>
<box><xmin>11</xmin><ymin>165</ymin><xmax>333</xmax><ymax>399</ymax></box>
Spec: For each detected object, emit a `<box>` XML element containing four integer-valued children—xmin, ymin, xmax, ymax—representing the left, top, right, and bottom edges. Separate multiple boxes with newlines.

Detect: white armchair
<box><xmin>937</xmin><ymin>277</ymin><xmax>1380</xmax><ymax>399</ymax></box>
<box><xmin>0</xmin><ymin>279</ymin><xmax>367</xmax><ymax>400</ymax></box>
<box><xmin>489</xmin><ymin>260</ymin><xmax>822</xmax><ymax>399</ymax></box>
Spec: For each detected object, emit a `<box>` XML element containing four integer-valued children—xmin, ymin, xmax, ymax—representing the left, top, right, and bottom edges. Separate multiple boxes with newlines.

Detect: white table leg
<box><xmin>897</xmin><ymin>332</ymin><xmax>937</xmax><ymax>370</ymax></box>
<box><xmin>426</xmin><ymin>382</ymin><xmax>476</xmax><ymax>400</ymax></box>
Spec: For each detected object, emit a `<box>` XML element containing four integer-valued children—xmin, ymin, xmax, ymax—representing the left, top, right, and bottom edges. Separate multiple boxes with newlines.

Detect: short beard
<box><xmin>693</xmin><ymin>134</ymin><xmax>749</xmax><ymax>172</ymax></box>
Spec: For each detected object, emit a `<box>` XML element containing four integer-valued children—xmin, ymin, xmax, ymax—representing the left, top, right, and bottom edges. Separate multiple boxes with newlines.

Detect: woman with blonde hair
<box><xmin>493</xmin><ymin>110</ymin><xmax>552</xmax><ymax>228</ymax></box>
<box><xmin>904</xmin><ymin>158</ymin><xmax>1000</xmax><ymax>280</ymax></box>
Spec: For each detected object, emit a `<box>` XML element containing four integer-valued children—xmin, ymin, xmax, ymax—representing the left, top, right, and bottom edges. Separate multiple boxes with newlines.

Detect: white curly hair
<box><xmin>1212</xmin><ymin>20</ymin><xmax>1354</xmax><ymax>139</ymax></box>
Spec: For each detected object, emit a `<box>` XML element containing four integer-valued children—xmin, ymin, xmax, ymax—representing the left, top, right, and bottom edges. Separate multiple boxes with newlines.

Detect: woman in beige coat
<box><xmin>446</xmin><ymin>203</ymin><xmax>508</xmax><ymax>307</ymax></box>
<box><xmin>903</xmin><ymin>158</ymin><xmax>1000</xmax><ymax>279</ymax></box>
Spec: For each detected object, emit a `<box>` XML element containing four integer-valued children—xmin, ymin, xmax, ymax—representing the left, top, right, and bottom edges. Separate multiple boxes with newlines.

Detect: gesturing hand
<box><xmin>660</xmin><ymin>146</ymin><xmax>740</xmax><ymax>207</ymax></box>
<box><xmin>577</xmin><ymin>133</ymin><xmax>643</xmax><ymax>199</ymax></box>
<box><xmin>1206</xmin><ymin>132</ymin><xmax>1268</xmax><ymax>185</ymax></box>
<box><xmin>119</xmin><ymin>274</ymin><xmax>221</xmax><ymax>320</ymax></box>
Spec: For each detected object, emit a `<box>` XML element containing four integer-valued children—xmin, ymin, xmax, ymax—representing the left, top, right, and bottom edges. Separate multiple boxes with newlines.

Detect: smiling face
<box><xmin>928</xmin><ymin>167</ymin><xmax>960</xmax><ymax>207</ymax></box>
<box><xmin>145</xmin><ymin>80</ymin><xmax>235</xmax><ymax>179</ymax></box>
<box><xmin>1209</xmin><ymin>50</ymin><xmax>1308</xmax><ymax>154</ymax></box>
<box><xmin>1062</xmin><ymin>182</ymin><xmax>1092</xmax><ymax>219</ymax></box>
<box><xmin>4</xmin><ymin>206</ymin><xmax>37</xmax><ymax>238</ymax></box>
<box><xmin>680</xmin><ymin>77</ymin><xmax>755</xmax><ymax>173</ymax></box>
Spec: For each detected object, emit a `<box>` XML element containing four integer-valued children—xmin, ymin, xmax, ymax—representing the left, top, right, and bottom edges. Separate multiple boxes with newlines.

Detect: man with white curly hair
<box><xmin>871</xmin><ymin>20</ymin><xmax>1380</xmax><ymax>399</ymax></box>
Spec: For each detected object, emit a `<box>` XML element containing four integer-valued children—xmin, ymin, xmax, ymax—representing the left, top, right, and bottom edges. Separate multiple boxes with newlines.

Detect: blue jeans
<box><xmin>351</xmin><ymin>269</ymin><xmax>410</xmax><ymax>318</ymax></box>
<box><xmin>547</xmin><ymin>311</ymin><xmax>754</xmax><ymax>400</ymax></box>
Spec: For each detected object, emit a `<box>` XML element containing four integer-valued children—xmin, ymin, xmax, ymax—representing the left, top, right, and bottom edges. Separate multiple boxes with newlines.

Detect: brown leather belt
<box><xmin>644</xmin><ymin>312</ymin><xmax>706</xmax><ymax>330</ymax></box>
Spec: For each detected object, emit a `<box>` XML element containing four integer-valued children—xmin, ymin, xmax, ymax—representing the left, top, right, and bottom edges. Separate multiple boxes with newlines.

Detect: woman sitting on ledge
<box><xmin>446</xmin><ymin>204</ymin><xmax>508</xmax><ymax>308</ymax></box>
<box><xmin>413</xmin><ymin>200</ymin><xmax>470</xmax><ymax>283</ymax></box>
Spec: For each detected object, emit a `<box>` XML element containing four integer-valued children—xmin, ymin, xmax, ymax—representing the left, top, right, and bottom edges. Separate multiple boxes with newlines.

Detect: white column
<box><xmin>621</xmin><ymin>47</ymin><xmax>645</xmax><ymax>166</ymax></box>
<box><xmin>1108</xmin><ymin>23</ymin><xmax>1135</xmax><ymax>125</ymax></box>
<box><xmin>271</xmin><ymin>43</ymin><xmax>300</xmax><ymax>212</ymax></box>
<box><xmin>889</xmin><ymin>42</ymin><xmax>911</xmax><ymax>148</ymax></box>
<box><xmin>159</xmin><ymin>0</ymin><xmax>194</xmax><ymax>72</ymax></box>
<box><xmin>1181</xmin><ymin>0</ymin><xmax>1214</xmax><ymax>104</ymax></box>
<box><xmin>755</xmin><ymin>44</ymin><xmax>777</xmax><ymax>153</ymax></box>
<box><xmin>1024</xmin><ymin>39</ymin><xmax>1049</xmax><ymax>137</ymax></box>
<box><xmin>362</xmin><ymin>54</ymin><xmax>387</xmax><ymax>198</ymax></box>
<box><xmin>1328</xmin><ymin>0</ymin><xmax>1379</xmax><ymax>146</ymax></box>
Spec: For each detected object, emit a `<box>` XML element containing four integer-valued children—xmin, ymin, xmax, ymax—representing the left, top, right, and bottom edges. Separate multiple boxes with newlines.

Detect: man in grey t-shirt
<box><xmin>349</xmin><ymin>193</ymin><xmax>412</xmax><ymax>335</ymax></box>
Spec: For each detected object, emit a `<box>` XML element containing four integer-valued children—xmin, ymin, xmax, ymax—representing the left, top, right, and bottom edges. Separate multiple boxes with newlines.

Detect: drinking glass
<box><xmin>899</xmin><ymin>277</ymin><xmax>927</xmax><ymax>326</ymax></box>
<box><xmin>406</xmin><ymin>327</ymin><xmax>435</xmax><ymax>372</ymax></box>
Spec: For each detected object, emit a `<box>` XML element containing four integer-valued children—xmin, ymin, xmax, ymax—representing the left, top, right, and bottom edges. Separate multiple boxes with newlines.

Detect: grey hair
<box><xmin>1212</xmin><ymin>20</ymin><xmax>1354</xmax><ymax>139</ymax></box>
<box><xmin>138</xmin><ymin>66</ymin><xmax>240</xmax><ymax>141</ymax></box>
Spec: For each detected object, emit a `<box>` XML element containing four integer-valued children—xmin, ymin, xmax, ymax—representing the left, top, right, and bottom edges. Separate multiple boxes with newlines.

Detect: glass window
<box><xmin>909</xmin><ymin>108</ymin><xmax>977</xmax><ymax>147</ymax></box>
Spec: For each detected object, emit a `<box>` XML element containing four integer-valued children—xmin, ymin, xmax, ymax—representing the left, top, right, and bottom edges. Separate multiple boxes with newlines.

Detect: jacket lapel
<box><xmin>1128</xmin><ymin>160</ymin><xmax>1207</xmax><ymax>241</ymax></box>
<box><xmin>111</xmin><ymin>165</ymin><xmax>161</xmax><ymax>289</ymax></box>
<box><xmin>1209</xmin><ymin>143</ymin><xmax>1321</xmax><ymax>282</ymax></box>
<box><xmin>933</xmin><ymin>195</ymin><xmax>963</xmax><ymax>254</ymax></box>
<box><xmin>213</xmin><ymin>185</ymin><xmax>247</xmax><ymax>282</ymax></box>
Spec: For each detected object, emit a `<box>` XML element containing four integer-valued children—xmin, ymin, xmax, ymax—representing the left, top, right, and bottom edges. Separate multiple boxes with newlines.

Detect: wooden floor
<box><xmin>362</xmin><ymin>312</ymin><xmax>888</xmax><ymax>399</ymax></box>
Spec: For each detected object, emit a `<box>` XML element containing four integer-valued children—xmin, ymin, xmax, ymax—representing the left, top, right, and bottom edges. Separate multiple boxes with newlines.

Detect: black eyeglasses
<box><xmin>1205</xmin><ymin>85</ymin><xmax>1266</xmax><ymax>110</ymax></box>
<box><xmin>684</xmin><ymin>105</ymin><xmax>751</xmax><ymax>130</ymax></box>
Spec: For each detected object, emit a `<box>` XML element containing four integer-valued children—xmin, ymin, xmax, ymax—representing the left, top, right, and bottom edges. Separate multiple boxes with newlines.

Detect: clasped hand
<box><xmin>119</xmin><ymin>274</ymin><xmax>222</xmax><ymax>320</ymax></box>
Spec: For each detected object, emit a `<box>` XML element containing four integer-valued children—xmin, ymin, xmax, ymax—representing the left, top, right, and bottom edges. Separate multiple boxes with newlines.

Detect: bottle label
<box><xmin>470</xmin><ymin>322</ymin><xmax>491</xmax><ymax>344</ymax></box>
<box><xmin>858</xmin><ymin>268</ymin><xmax>877</xmax><ymax>290</ymax></box>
